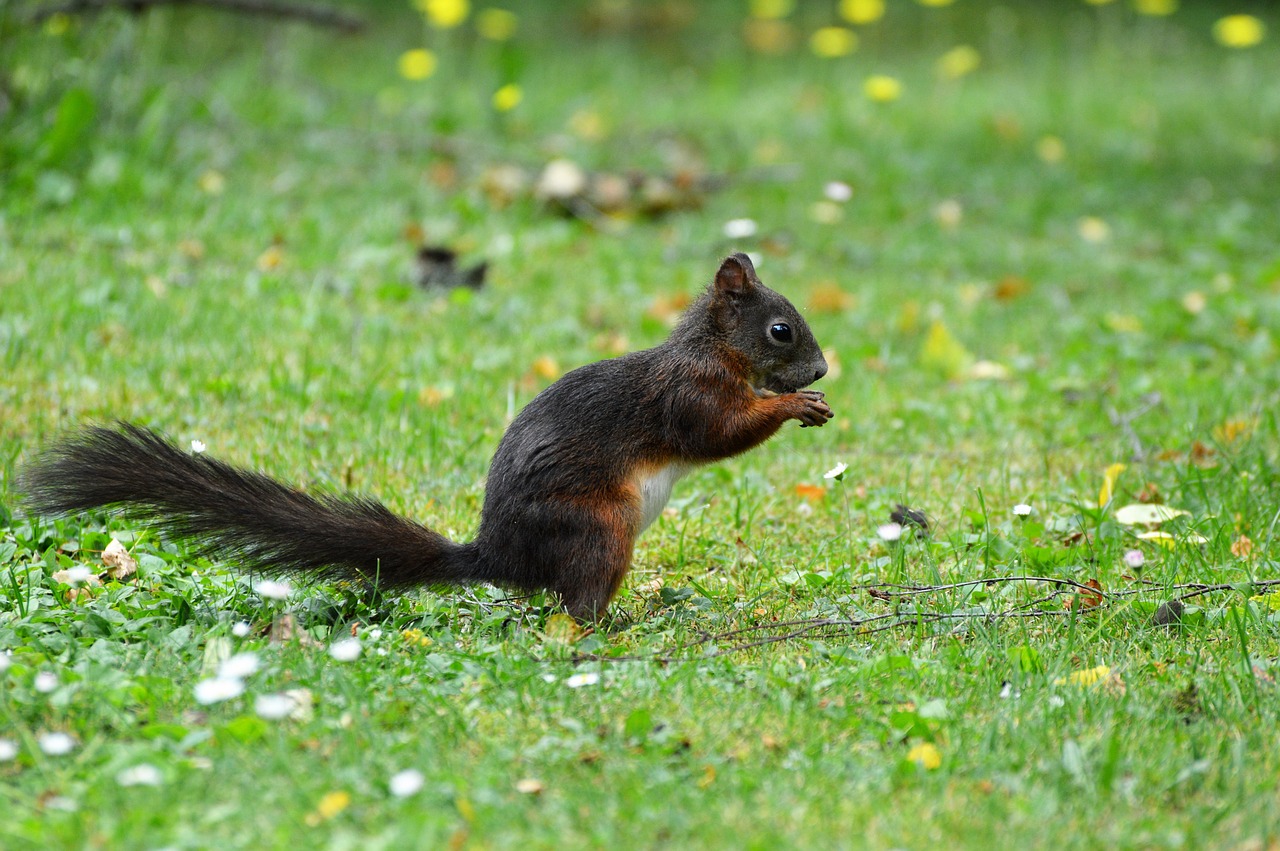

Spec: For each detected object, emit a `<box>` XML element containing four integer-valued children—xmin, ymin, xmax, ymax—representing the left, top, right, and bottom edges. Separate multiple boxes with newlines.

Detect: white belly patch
<box><xmin>635</xmin><ymin>463</ymin><xmax>693</xmax><ymax>532</ymax></box>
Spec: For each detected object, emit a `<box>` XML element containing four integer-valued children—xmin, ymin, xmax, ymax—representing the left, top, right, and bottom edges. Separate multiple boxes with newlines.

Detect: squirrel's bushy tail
<box><xmin>22</xmin><ymin>423</ymin><xmax>480</xmax><ymax>590</ymax></box>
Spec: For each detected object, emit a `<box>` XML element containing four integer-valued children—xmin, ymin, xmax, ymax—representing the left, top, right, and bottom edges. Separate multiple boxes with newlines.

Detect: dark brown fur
<box><xmin>22</xmin><ymin>254</ymin><xmax>831</xmax><ymax>620</ymax></box>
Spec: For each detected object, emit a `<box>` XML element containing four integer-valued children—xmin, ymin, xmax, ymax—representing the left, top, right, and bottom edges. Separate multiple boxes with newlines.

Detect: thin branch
<box><xmin>25</xmin><ymin>0</ymin><xmax>365</xmax><ymax>32</ymax></box>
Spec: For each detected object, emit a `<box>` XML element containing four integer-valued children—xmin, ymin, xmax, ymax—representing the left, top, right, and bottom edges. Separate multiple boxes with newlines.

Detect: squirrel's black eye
<box><xmin>769</xmin><ymin>323</ymin><xmax>793</xmax><ymax>343</ymax></box>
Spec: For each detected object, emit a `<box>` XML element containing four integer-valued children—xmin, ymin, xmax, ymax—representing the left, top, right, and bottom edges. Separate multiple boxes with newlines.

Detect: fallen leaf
<box><xmin>270</xmin><ymin>613</ymin><xmax>320</xmax><ymax>647</ymax></box>
<box><xmin>1213</xmin><ymin>418</ymin><xmax>1255</xmax><ymax>445</ymax></box>
<box><xmin>1114</xmin><ymin>504</ymin><xmax>1189</xmax><ymax>526</ymax></box>
<box><xmin>807</xmin><ymin>283</ymin><xmax>855</xmax><ymax>314</ymax></box>
<box><xmin>794</xmin><ymin>483</ymin><xmax>826</xmax><ymax>502</ymax></box>
<box><xmin>1064</xmin><ymin>578</ymin><xmax>1104</xmax><ymax>610</ymax></box>
<box><xmin>1231</xmin><ymin>535</ymin><xmax>1255</xmax><ymax>559</ymax></box>
<box><xmin>1098</xmin><ymin>463</ymin><xmax>1126</xmax><ymax>508</ymax></box>
<box><xmin>542</xmin><ymin>613</ymin><xmax>581</xmax><ymax>644</ymax></box>
<box><xmin>1055</xmin><ymin>664</ymin><xmax>1111</xmax><ymax>687</ymax></box>
<box><xmin>101</xmin><ymin>538</ymin><xmax>138</xmax><ymax>580</ymax></box>
<box><xmin>993</xmin><ymin>275</ymin><xmax>1030</xmax><ymax>301</ymax></box>
<box><xmin>919</xmin><ymin>320</ymin><xmax>973</xmax><ymax>380</ymax></box>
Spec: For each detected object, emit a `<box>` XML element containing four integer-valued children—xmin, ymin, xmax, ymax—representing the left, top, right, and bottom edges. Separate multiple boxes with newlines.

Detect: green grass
<box><xmin>3</xmin><ymin>1</ymin><xmax>1280</xmax><ymax>847</ymax></box>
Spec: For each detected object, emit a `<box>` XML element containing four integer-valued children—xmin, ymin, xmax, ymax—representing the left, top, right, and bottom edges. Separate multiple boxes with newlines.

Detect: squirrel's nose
<box><xmin>814</xmin><ymin>360</ymin><xmax>828</xmax><ymax>382</ymax></box>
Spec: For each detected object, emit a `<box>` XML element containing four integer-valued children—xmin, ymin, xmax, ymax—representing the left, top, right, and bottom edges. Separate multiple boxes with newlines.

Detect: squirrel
<box><xmin>22</xmin><ymin>253</ymin><xmax>832</xmax><ymax>621</ymax></box>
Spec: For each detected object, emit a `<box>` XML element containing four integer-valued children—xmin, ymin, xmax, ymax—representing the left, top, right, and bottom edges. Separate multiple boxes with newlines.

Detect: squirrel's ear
<box><xmin>714</xmin><ymin>253</ymin><xmax>758</xmax><ymax>298</ymax></box>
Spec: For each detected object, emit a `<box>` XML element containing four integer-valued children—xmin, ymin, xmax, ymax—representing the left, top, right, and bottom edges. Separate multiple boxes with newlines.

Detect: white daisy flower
<box><xmin>389</xmin><ymin>769</ymin><xmax>425</xmax><ymax>798</ymax></box>
<box><xmin>217</xmin><ymin>652</ymin><xmax>260</xmax><ymax>680</ymax></box>
<box><xmin>117</xmin><ymin>764</ymin><xmax>163</xmax><ymax>787</ymax></box>
<box><xmin>823</xmin><ymin>462</ymin><xmax>849</xmax><ymax>481</ymax></box>
<box><xmin>194</xmin><ymin>677</ymin><xmax>245</xmax><ymax>705</ymax></box>
<box><xmin>876</xmin><ymin>522</ymin><xmax>903</xmax><ymax>542</ymax></box>
<box><xmin>328</xmin><ymin>638</ymin><xmax>362</xmax><ymax>662</ymax></box>
<box><xmin>1013</xmin><ymin>504</ymin><xmax>1033</xmax><ymax>517</ymax></box>
<box><xmin>253</xmin><ymin>579</ymin><xmax>292</xmax><ymax>600</ymax></box>
<box><xmin>38</xmin><ymin>732</ymin><xmax>76</xmax><ymax>756</ymax></box>
<box><xmin>723</xmin><ymin>218</ymin><xmax>758</xmax><ymax>239</ymax></box>
<box><xmin>565</xmin><ymin>672</ymin><xmax>600</xmax><ymax>688</ymax></box>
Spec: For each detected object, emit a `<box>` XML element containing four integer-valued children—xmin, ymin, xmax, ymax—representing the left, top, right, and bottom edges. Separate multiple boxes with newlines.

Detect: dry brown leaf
<box><xmin>270</xmin><ymin>613</ymin><xmax>320</xmax><ymax>647</ymax></box>
<box><xmin>1231</xmin><ymin>535</ymin><xmax>1255</xmax><ymax>560</ymax></box>
<box><xmin>1064</xmin><ymin>578</ymin><xmax>1104</xmax><ymax>611</ymax></box>
<box><xmin>794</xmin><ymin>483</ymin><xmax>826</xmax><ymax>502</ymax></box>
<box><xmin>993</xmin><ymin>275</ymin><xmax>1030</xmax><ymax>301</ymax></box>
<box><xmin>807</xmin><ymin>283</ymin><xmax>855</xmax><ymax>314</ymax></box>
<box><xmin>101</xmin><ymin>538</ymin><xmax>138</xmax><ymax>580</ymax></box>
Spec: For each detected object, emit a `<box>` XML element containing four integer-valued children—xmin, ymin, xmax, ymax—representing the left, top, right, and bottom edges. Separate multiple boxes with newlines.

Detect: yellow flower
<box><xmin>864</xmin><ymin>75</ymin><xmax>902</xmax><ymax>102</ymax></box>
<box><xmin>197</xmin><ymin>169</ymin><xmax>226</xmax><ymax>195</ymax></box>
<box><xmin>476</xmin><ymin>8</ymin><xmax>517</xmax><ymax>40</ymax></box>
<box><xmin>1213</xmin><ymin>15</ymin><xmax>1265</xmax><ymax>48</ymax></box>
<box><xmin>1035</xmin><ymin>135</ymin><xmax>1066</xmax><ymax>164</ymax></box>
<box><xmin>810</xmin><ymin>26</ymin><xmax>858</xmax><ymax>58</ymax></box>
<box><xmin>305</xmin><ymin>790</ymin><xmax>351</xmax><ymax>825</ymax></box>
<box><xmin>839</xmin><ymin>0</ymin><xmax>884</xmax><ymax>24</ymax></box>
<box><xmin>1078</xmin><ymin>216</ymin><xmax>1110</xmax><ymax>244</ymax></box>
<box><xmin>937</xmin><ymin>45</ymin><xmax>980</xmax><ymax>79</ymax></box>
<box><xmin>749</xmin><ymin>0</ymin><xmax>794</xmax><ymax>19</ymax></box>
<box><xmin>906</xmin><ymin>742</ymin><xmax>942</xmax><ymax>769</ymax></box>
<box><xmin>1055</xmin><ymin>665</ymin><xmax>1111</xmax><ymax>687</ymax></box>
<box><xmin>398</xmin><ymin>48</ymin><xmax>438</xmax><ymax>81</ymax></box>
<box><xmin>418</xmin><ymin>0</ymin><xmax>469</xmax><ymax>28</ymax></box>
<box><xmin>1133</xmin><ymin>0</ymin><xmax>1176</xmax><ymax>16</ymax></box>
<box><xmin>492</xmin><ymin>83</ymin><xmax>522</xmax><ymax>112</ymax></box>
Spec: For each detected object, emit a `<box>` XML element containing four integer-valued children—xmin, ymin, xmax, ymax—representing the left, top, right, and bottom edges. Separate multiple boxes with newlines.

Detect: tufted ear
<box><xmin>713</xmin><ymin>253</ymin><xmax>758</xmax><ymax>299</ymax></box>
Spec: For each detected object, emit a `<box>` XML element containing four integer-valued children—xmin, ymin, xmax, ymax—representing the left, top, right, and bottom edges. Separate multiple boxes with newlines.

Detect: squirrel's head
<box><xmin>708</xmin><ymin>253</ymin><xmax>828</xmax><ymax>396</ymax></box>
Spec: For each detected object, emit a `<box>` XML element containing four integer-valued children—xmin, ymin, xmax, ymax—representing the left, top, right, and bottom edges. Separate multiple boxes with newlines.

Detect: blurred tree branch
<box><xmin>26</xmin><ymin>0</ymin><xmax>364</xmax><ymax>32</ymax></box>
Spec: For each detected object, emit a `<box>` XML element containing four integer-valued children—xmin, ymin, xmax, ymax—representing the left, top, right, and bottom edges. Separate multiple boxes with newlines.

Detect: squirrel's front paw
<box><xmin>792</xmin><ymin>390</ymin><xmax>833</xmax><ymax>427</ymax></box>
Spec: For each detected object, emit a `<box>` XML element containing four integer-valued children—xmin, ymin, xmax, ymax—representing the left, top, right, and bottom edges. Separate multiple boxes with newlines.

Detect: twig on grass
<box><xmin>25</xmin><ymin>0</ymin><xmax>365</xmax><ymax>32</ymax></box>
<box><xmin>573</xmin><ymin>574</ymin><xmax>1280</xmax><ymax>664</ymax></box>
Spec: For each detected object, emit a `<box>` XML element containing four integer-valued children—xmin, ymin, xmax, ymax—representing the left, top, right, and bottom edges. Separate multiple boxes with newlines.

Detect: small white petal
<box><xmin>541</xmin><ymin>673</ymin><xmax>557</xmax><ymax>683</ymax></box>
<box><xmin>193</xmin><ymin>677</ymin><xmax>244</xmax><ymax>705</ymax></box>
<box><xmin>1123</xmin><ymin>549</ymin><xmax>1145</xmax><ymax>569</ymax></box>
<box><xmin>366</xmin><ymin>628</ymin><xmax>383</xmax><ymax>641</ymax></box>
<box><xmin>723</xmin><ymin>218</ymin><xmax>758</xmax><ymax>239</ymax></box>
<box><xmin>34</xmin><ymin>671</ymin><xmax>59</xmax><ymax>694</ymax></box>
<box><xmin>253</xmin><ymin>580</ymin><xmax>292</xmax><ymax>600</ymax></box>
<box><xmin>38</xmin><ymin>732</ymin><xmax>76</xmax><ymax>755</ymax></box>
<box><xmin>328</xmin><ymin>638</ymin><xmax>362</xmax><ymax>662</ymax></box>
<box><xmin>823</xmin><ymin>181</ymin><xmax>853</xmax><ymax>202</ymax></box>
<box><xmin>1013</xmin><ymin>504</ymin><xmax>1033</xmax><ymax>517</ymax></box>
<box><xmin>0</xmin><ymin>652</ymin><xmax>10</xmax><ymax>674</ymax></box>
<box><xmin>231</xmin><ymin>621</ymin><xmax>252</xmax><ymax>638</ymax></box>
<box><xmin>0</xmin><ymin>739</ymin><xmax>18</xmax><ymax>761</ymax></box>
<box><xmin>190</xmin><ymin>440</ymin><xmax>207</xmax><ymax>454</ymax></box>
<box><xmin>565</xmin><ymin>672</ymin><xmax>600</xmax><ymax>688</ymax></box>
<box><xmin>254</xmin><ymin>693</ymin><xmax>297</xmax><ymax>720</ymax></box>
<box><xmin>218</xmin><ymin>652</ymin><xmax>260</xmax><ymax>680</ymax></box>
<box><xmin>876</xmin><ymin>522</ymin><xmax>903</xmax><ymax>542</ymax></box>
<box><xmin>389</xmin><ymin>769</ymin><xmax>425</xmax><ymax>798</ymax></box>
<box><xmin>823</xmin><ymin>462</ymin><xmax>849</xmax><ymax>481</ymax></box>
<box><xmin>116</xmin><ymin>763</ymin><xmax>163</xmax><ymax>787</ymax></box>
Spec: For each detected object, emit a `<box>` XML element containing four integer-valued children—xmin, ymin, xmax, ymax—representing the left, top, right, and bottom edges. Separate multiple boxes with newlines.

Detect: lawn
<box><xmin>2</xmin><ymin>0</ymin><xmax>1279</xmax><ymax>847</ymax></box>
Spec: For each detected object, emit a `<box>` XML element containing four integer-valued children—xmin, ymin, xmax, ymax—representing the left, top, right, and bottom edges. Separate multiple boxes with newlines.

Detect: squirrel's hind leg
<box><xmin>551</xmin><ymin>497</ymin><xmax>640</xmax><ymax>622</ymax></box>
